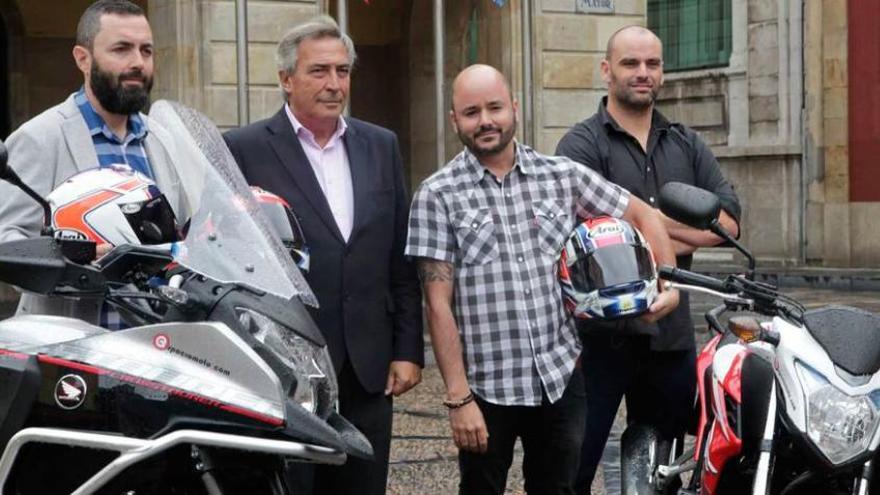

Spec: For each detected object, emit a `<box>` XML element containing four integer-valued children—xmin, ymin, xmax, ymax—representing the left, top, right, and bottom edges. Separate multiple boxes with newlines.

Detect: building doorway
<box><xmin>329</xmin><ymin>0</ymin><xmax>512</xmax><ymax>193</ymax></box>
<box><xmin>330</xmin><ymin>0</ymin><xmax>414</xmax><ymax>187</ymax></box>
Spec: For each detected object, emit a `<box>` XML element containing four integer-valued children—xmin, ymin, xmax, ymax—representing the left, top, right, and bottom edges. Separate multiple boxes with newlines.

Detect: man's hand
<box><xmin>385</xmin><ymin>360</ymin><xmax>422</xmax><ymax>397</ymax></box>
<box><xmin>641</xmin><ymin>288</ymin><xmax>679</xmax><ymax>323</ymax></box>
<box><xmin>449</xmin><ymin>400</ymin><xmax>489</xmax><ymax>453</ymax></box>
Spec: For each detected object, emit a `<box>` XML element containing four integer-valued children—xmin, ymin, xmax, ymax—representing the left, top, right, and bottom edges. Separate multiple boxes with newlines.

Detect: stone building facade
<box><xmin>0</xmin><ymin>0</ymin><xmax>876</xmax><ymax>267</ymax></box>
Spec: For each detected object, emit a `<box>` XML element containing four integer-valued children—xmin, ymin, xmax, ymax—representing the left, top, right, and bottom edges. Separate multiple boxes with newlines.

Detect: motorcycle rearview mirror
<box><xmin>659</xmin><ymin>182</ymin><xmax>756</xmax><ymax>280</ymax></box>
<box><xmin>658</xmin><ymin>181</ymin><xmax>721</xmax><ymax>230</ymax></box>
<box><xmin>0</xmin><ymin>139</ymin><xmax>54</xmax><ymax>236</ymax></box>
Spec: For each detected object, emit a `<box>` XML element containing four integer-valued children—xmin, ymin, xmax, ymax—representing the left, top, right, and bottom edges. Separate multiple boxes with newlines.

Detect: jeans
<box><xmin>575</xmin><ymin>335</ymin><xmax>696</xmax><ymax>492</ymax></box>
<box><xmin>459</xmin><ymin>369</ymin><xmax>587</xmax><ymax>495</ymax></box>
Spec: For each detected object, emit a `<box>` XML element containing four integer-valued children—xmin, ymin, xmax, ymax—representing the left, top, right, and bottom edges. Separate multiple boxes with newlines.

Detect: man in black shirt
<box><xmin>555</xmin><ymin>25</ymin><xmax>741</xmax><ymax>491</ymax></box>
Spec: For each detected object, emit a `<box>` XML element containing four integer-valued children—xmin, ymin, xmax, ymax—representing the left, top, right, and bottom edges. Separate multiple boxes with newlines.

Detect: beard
<box><xmin>610</xmin><ymin>74</ymin><xmax>659</xmax><ymax>111</ymax></box>
<box><xmin>457</xmin><ymin>116</ymin><xmax>518</xmax><ymax>158</ymax></box>
<box><xmin>89</xmin><ymin>59</ymin><xmax>153</xmax><ymax>115</ymax></box>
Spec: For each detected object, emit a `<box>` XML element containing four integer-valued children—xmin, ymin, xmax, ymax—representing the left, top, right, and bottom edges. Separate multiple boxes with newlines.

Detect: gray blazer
<box><xmin>0</xmin><ymin>93</ymin><xmax>190</xmax><ymax>322</ymax></box>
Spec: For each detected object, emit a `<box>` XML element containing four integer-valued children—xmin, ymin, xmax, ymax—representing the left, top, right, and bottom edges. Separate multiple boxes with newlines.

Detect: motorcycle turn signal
<box><xmin>728</xmin><ymin>316</ymin><xmax>763</xmax><ymax>343</ymax></box>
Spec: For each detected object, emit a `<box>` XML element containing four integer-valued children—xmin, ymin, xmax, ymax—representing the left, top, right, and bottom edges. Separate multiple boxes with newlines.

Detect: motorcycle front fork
<box><xmin>751</xmin><ymin>382</ymin><xmax>777</xmax><ymax>495</ymax></box>
<box><xmin>855</xmin><ymin>460</ymin><xmax>872</xmax><ymax>495</ymax></box>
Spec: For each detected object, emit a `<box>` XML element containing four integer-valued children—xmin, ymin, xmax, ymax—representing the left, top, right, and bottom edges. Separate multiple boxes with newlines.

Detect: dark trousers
<box><xmin>459</xmin><ymin>370</ymin><xmax>587</xmax><ymax>495</ymax></box>
<box><xmin>287</xmin><ymin>360</ymin><xmax>393</xmax><ymax>495</ymax></box>
<box><xmin>574</xmin><ymin>335</ymin><xmax>696</xmax><ymax>492</ymax></box>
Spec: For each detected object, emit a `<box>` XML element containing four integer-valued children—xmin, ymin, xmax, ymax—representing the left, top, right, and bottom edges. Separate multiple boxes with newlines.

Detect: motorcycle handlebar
<box><xmin>658</xmin><ymin>265</ymin><xmax>731</xmax><ymax>294</ymax></box>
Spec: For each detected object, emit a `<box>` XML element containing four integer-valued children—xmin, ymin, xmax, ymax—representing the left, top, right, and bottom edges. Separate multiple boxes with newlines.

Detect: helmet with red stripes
<box><xmin>559</xmin><ymin>216</ymin><xmax>657</xmax><ymax>320</ymax></box>
<box><xmin>250</xmin><ymin>186</ymin><xmax>310</xmax><ymax>273</ymax></box>
<box><xmin>47</xmin><ymin>165</ymin><xmax>178</xmax><ymax>246</ymax></box>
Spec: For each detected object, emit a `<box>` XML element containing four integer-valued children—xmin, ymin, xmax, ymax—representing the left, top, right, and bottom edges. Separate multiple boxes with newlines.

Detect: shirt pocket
<box><xmin>532</xmin><ymin>199</ymin><xmax>571</xmax><ymax>257</ymax></box>
<box><xmin>453</xmin><ymin>208</ymin><xmax>500</xmax><ymax>266</ymax></box>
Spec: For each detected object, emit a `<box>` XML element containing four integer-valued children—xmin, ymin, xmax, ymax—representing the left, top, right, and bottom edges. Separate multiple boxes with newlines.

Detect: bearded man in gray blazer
<box><xmin>0</xmin><ymin>0</ymin><xmax>189</xmax><ymax>322</ymax></box>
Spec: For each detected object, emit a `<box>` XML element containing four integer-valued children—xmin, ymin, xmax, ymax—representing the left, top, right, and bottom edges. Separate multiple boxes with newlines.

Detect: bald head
<box><xmin>600</xmin><ymin>25</ymin><xmax>664</xmax><ymax>112</ymax></box>
<box><xmin>451</xmin><ymin>64</ymin><xmax>514</xmax><ymax>113</ymax></box>
<box><xmin>605</xmin><ymin>25</ymin><xmax>662</xmax><ymax>62</ymax></box>
<box><xmin>448</xmin><ymin>64</ymin><xmax>518</xmax><ymax>159</ymax></box>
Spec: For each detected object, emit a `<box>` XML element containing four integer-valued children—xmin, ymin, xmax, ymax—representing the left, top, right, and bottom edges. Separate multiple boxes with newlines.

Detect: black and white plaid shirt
<box><xmin>406</xmin><ymin>142</ymin><xmax>630</xmax><ymax>406</ymax></box>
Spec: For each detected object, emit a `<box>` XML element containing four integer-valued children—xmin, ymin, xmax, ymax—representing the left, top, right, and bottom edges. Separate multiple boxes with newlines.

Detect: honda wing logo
<box><xmin>54</xmin><ymin>374</ymin><xmax>87</xmax><ymax>410</ymax></box>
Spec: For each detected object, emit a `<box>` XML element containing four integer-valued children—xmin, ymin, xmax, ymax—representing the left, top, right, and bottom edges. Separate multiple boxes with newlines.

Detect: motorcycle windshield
<box><xmin>147</xmin><ymin>100</ymin><xmax>318</xmax><ymax>307</ymax></box>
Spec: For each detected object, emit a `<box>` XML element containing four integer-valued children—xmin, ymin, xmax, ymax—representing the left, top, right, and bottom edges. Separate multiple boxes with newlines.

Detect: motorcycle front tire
<box><xmin>620</xmin><ymin>423</ymin><xmax>676</xmax><ymax>495</ymax></box>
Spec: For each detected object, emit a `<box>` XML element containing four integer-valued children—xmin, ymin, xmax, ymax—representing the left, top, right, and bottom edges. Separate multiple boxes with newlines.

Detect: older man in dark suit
<box><xmin>223</xmin><ymin>15</ymin><xmax>423</xmax><ymax>495</ymax></box>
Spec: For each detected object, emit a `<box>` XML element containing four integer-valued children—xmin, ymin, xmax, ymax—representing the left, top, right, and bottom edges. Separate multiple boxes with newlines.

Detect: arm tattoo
<box><xmin>417</xmin><ymin>259</ymin><xmax>454</xmax><ymax>283</ymax></box>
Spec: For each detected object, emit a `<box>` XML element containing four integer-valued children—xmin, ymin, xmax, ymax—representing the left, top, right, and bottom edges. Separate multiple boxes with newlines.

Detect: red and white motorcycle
<box><xmin>622</xmin><ymin>182</ymin><xmax>880</xmax><ymax>495</ymax></box>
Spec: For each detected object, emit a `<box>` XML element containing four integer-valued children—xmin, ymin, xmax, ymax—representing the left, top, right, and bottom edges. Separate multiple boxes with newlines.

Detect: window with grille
<box><xmin>647</xmin><ymin>0</ymin><xmax>732</xmax><ymax>72</ymax></box>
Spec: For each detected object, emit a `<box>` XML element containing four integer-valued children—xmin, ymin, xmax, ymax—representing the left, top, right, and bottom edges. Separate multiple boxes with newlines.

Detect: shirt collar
<box><xmin>597</xmin><ymin>96</ymin><xmax>671</xmax><ymax>134</ymax></box>
<box><xmin>74</xmin><ymin>87</ymin><xmax>148</xmax><ymax>142</ymax></box>
<box><xmin>462</xmin><ymin>140</ymin><xmax>532</xmax><ymax>185</ymax></box>
<box><xmin>284</xmin><ymin>103</ymin><xmax>347</xmax><ymax>146</ymax></box>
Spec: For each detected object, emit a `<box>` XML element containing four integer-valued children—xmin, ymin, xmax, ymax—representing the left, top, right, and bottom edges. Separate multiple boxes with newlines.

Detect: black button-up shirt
<box><xmin>556</xmin><ymin>97</ymin><xmax>741</xmax><ymax>351</ymax></box>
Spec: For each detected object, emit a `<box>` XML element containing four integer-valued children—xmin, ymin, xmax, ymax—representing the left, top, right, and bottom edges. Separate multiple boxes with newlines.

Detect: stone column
<box><xmin>149</xmin><ymin>0</ymin><xmax>205</xmax><ymax>110</ymax></box>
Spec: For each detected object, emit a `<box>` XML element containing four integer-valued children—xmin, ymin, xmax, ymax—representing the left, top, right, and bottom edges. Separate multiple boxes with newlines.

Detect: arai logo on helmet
<box><xmin>54</xmin><ymin>374</ymin><xmax>87</xmax><ymax>410</ymax></box>
<box><xmin>53</xmin><ymin>229</ymin><xmax>88</xmax><ymax>241</ymax></box>
<box><xmin>591</xmin><ymin>223</ymin><xmax>624</xmax><ymax>237</ymax></box>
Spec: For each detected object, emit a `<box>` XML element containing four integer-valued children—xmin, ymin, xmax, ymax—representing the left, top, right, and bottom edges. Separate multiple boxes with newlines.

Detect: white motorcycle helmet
<box><xmin>47</xmin><ymin>165</ymin><xmax>178</xmax><ymax>246</ymax></box>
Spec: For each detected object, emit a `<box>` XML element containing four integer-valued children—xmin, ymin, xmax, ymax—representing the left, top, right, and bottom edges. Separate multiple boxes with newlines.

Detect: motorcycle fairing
<box><xmin>0</xmin><ymin>353</ymin><xmax>40</xmax><ymax>452</ymax></box>
<box><xmin>15</xmin><ymin>319</ymin><xmax>286</xmax><ymax>424</ymax></box>
<box><xmin>712</xmin><ymin>343</ymin><xmax>748</xmax><ymax>439</ymax></box>
<box><xmin>0</xmin><ymin>314</ymin><xmax>107</xmax><ymax>351</ymax></box>
<box><xmin>773</xmin><ymin>315</ymin><xmax>880</xmax><ymax>464</ymax></box>
<box><xmin>694</xmin><ymin>333</ymin><xmax>722</xmax><ymax>460</ymax></box>
<box><xmin>702</xmin><ymin>417</ymin><xmax>742</xmax><ymax>495</ymax></box>
<box><xmin>701</xmin><ymin>342</ymin><xmax>749</xmax><ymax>495</ymax></box>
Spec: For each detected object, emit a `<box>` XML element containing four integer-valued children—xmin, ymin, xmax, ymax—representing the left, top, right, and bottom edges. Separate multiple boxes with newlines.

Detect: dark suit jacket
<box><xmin>224</xmin><ymin>110</ymin><xmax>424</xmax><ymax>394</ymax></box>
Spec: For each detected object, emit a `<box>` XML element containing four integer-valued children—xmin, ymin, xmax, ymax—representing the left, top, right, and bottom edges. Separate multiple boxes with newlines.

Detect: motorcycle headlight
<box><xmin>795</xmin><ymin>361</ymin><xmax>879</xmax><ymax>465</ymax></box>
<box><xmin>237</xmin><ymin>308</ymin><xmax>338</xmax><ymax>419</ymax></box>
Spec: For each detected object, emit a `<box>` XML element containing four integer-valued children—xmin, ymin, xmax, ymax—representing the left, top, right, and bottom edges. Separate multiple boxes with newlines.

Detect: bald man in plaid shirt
<box><xmin>406</xmin><ymin>65</ymin><xmax>680</xmax><ymax>494</ymax></box>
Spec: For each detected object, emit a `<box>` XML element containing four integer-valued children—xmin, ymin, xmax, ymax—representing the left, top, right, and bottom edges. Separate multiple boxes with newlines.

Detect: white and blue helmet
<box><xmin>559</xmin><ymin>216</ymin><xmax>658</xmax><ymax>320</ymax></box>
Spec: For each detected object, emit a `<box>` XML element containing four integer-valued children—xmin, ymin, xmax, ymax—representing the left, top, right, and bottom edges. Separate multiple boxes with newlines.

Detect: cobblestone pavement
<box><xmin>388</xmin><ymin>287</ymin><xmax>880</xmax><ymax>494</ymax></box>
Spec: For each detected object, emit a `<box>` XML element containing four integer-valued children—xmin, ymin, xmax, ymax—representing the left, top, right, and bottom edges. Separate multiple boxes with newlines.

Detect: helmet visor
<box><xmin>120</xmin><ymin>194</ymin><xmax>178</xmax><ymax>245</ymax></box>
<box><xmin>568</xmin><ymin>244</ymin><xmax>654</xmax><ymax>293</ymax></box>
